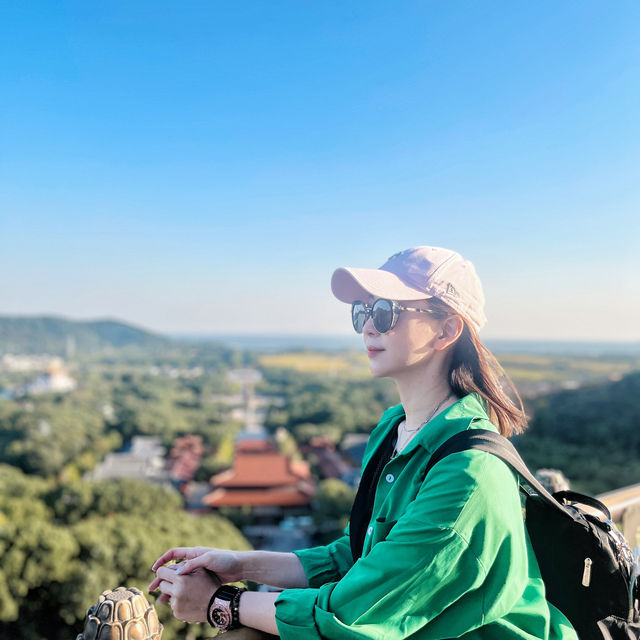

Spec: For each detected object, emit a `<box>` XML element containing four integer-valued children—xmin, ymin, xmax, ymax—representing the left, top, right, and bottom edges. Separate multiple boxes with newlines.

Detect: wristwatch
<box><xmin>207</xmin><ymin>585</ymin><xmax>246</xmax><ymax>631</ymax></box>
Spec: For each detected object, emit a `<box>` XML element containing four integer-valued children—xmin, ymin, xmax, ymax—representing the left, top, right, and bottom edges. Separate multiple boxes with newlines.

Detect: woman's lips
<box><xmin>367</xmin><ymin>346</ymin><xmax>384</xmax><ymax>357</ymax></box>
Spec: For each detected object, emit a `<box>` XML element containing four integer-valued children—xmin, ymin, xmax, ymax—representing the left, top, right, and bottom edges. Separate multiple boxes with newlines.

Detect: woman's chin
<box><xmin>368</xmin><ymin>362</ymin><xmax>390</xmax><ymax>378</ymax></box>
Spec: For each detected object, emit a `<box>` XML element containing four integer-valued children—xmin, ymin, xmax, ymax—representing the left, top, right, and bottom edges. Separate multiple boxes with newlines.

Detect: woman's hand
<box><xmin>151</xmin><ymin>547</ymin><xmax>307</xmax><ymax>590</ymax></box>
<box><xmin>149</xmin><ymin>562</ymin><xmax>221</xmax><ymax>623</ymax></box>
<box><xmin>151</xmin><ymin>547</ymin><xmax>245</xmax><ymax>584</ymax></box>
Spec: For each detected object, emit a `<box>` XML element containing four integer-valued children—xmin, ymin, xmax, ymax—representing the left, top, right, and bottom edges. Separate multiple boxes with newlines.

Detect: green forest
<box><xmin>517</xmin><ymin>371</ymin><xmax>640</xmax><ymax>494</ymax></box>
<box><xmin>0</xmin><ymin>317</ymin><xmax>639</xmax><ymax>638</ymax></box>
<box><xmin>0</xmin><ymin>466</ymin><xmax>249</xmax><ymax>640</ymax></box>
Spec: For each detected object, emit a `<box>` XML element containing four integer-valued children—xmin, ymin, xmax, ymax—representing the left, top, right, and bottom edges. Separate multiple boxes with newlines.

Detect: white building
<box><xmin>86</xmin><ymin>436</ymin><xmax>170</xmax><ymax>483</ymax></box>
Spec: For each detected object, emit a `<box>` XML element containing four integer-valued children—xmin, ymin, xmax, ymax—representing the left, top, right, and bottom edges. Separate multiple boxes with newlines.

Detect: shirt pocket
<box><xmin>371</xmin><ymin>517</ymin><xmax>398</xmax><ymax>548</ymax></box>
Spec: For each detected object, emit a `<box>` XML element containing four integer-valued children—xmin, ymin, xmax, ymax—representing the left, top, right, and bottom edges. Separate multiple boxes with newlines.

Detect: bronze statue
<box><xmin>77</xmin><ymin>586</ymin><xmax>163</xmax><ymax>640</ymax></box>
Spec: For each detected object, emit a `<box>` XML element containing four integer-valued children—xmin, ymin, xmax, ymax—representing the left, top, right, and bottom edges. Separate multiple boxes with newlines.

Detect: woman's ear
<box><xmin>434</xmin><ymin>315</ymin><xmax>464</xmax><ymax>351</ymax></box>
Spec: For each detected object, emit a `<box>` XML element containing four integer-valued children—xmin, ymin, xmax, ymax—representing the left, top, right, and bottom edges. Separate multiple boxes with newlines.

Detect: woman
<box><xmin>149</xmin><ymin>246</ymin><xmax>578</xmax><ymax>639</ymax></box>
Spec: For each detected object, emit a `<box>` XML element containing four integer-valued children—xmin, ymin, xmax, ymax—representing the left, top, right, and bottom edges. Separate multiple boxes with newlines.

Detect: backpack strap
<box><xmin>349</xmin><ymin>424</ymin><xmax>398</xmax><ymax>561</ymax></box>
<box><xmin>553</xmin><ymin>490</ymin><xmax>612</xmax><ymax>521</ymax></box>
<box><xmin>424</xmin><ymin>429</ymin><xmax>602</xmax><ymax>521</ymax></box>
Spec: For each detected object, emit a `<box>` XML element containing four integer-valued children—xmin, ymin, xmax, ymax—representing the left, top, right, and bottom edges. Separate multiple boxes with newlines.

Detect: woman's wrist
<box><xmin>232</xmin><ymin>550</ymin><xmax>250</xmax><ymax>580</ymax></box>
<box><xmin>237</xmin><ymin>590</ymin><xmax>280</xmax><ymax>636</ymax></box>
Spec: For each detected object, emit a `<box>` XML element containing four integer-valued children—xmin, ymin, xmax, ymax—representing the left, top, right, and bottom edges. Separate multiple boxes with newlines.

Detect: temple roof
<box><xmin>203</xmin><ymin>483</ymin><xmax>314</xmax><ymax>507</ymax></box>
<box><xmin>210</xmin><ymin>451</ymin><xmax>310</xmax><ymax>488</ymax></box>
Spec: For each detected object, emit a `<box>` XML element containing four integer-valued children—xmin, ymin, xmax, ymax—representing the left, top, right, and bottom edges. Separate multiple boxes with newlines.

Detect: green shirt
<box><xmin>274</xmin><ymin>393</ymin><xmax>578</xmax><ymax>640</ymax></box>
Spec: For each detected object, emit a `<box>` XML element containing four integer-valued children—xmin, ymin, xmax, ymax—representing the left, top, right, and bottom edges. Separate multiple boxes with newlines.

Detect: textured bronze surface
<box><xmin>77</xmin><ymin>586</ymin><xmax>163</xmax><ymax>640</ymax></box>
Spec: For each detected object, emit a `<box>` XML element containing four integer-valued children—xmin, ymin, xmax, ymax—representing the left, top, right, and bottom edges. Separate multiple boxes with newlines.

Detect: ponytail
<box><xmin>429</xmin><ymin>299</ymin><xmax>527</xmax><ymax>437</ymax></box>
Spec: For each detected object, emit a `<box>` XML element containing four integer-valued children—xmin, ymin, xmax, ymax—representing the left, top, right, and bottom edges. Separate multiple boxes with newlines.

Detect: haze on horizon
<box><xmin>1</xmin><ymin>2</ymin><xmax>638</xmax><ymax>342</ymax></box>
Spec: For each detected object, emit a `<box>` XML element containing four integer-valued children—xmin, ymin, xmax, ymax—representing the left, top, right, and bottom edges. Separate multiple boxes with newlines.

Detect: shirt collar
<box><xmin>378</xmin><ymin>393</ymin><xmax>495</xmax><ymax>458</ymax></box>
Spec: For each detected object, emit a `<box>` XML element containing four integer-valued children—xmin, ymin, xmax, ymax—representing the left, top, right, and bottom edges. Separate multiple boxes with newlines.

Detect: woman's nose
<box><xmin>363</xmin><ymin>315</ymin><xmax>379</xmax><ymax>335</ymax></box>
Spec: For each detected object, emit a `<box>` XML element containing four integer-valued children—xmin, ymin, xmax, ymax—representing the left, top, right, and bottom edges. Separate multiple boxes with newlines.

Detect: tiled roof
<box><xmin>211</xmin><ymin>452</ymin><xmax>310</xmax><ymax>488</ymax></box>
<box><xmin>203</xmin><ymin>484</ymin><xmax>314</xmax><ymax>507</ymax></box>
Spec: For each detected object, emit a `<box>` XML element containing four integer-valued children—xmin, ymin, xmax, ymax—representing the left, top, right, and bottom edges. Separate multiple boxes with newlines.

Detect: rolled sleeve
<box><xmin>275</xmin><ymin>587</ymin><xmax>323</xmax><ymax>640</ymax></box>
<box><xmin>293</xmin><ymin>527</ymin><xmax>354</xmax><ymax>588</ymax></box>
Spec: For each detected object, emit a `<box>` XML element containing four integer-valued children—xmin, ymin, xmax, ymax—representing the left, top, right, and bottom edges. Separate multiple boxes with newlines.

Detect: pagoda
<box><xmin>203</xmin><ymin>437</ymin><xmax>315</xmax><ymax>513</ymax></box>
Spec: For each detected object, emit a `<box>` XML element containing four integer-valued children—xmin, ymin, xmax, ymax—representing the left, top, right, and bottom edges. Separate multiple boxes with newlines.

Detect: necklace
<box><xmin>392</xmin><ymin>392</ymin><xmax>453</xmax><ymax>458</ymax></box>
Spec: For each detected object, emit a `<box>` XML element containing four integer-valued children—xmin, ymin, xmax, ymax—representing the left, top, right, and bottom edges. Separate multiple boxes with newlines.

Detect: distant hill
<box><xmin>516</xmin><ymin>371</ymin><xmax>640</xmax><ymax>494</ymax></box>
<box><xmin>0</xmin><ymin>316</ymin><xmax>171</xmax><ymax>355</ymax></box>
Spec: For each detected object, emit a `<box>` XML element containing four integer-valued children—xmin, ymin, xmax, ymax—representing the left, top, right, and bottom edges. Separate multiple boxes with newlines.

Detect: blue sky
<box><xmin>1</xmin><ymin>2</ymin><xmax>639</xmax><ymax>340</ymax></box>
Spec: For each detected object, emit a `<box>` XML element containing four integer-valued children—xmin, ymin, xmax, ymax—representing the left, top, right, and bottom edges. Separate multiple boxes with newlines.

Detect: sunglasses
<box><xmin>351</xmin><ymin>299</ymin><xmax>438</xmax><ymax>334</ymax></box>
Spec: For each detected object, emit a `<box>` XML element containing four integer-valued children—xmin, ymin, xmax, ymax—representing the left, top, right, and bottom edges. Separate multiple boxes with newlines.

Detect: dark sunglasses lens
<box><xmin>351</xmin><ymin>302</ymin><xmax>368</xmax><ymax>333</ymax></box>
<box><xmin>372</xmin><ymin>299</ymin><xmax>394</xmax><ymax>333</ymax></box>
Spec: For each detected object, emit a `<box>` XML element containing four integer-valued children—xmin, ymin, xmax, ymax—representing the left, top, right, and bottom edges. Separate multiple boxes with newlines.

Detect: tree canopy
<box><xmin>517</xmin><ymin>371</ymin><xmax>640</xmax><ymax>494</ymax></box>
<box><xmin>0</xmin><ymin>466</ymin><xmax>250</xmax><ymax>640</ymax></box>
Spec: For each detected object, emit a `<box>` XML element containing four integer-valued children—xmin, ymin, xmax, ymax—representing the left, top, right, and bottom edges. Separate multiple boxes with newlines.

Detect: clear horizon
<box><xmin>3</xmin><ymin>312</ymin><xmax>640</xmax><ymax>349</ymax></box>
<box><xmin>1</xmin><ymin>2</ymin><xmax>639</xmax><ymax>341</ymax></box>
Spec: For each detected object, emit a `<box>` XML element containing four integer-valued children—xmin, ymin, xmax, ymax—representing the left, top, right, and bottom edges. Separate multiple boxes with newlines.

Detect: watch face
<box><xmin>211</xmin><ymin>607</ymin><xmax>232</xmax><ymax>629</ymax></box>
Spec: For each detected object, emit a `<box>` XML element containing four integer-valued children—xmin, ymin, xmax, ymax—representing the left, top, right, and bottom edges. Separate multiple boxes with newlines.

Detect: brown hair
<box><xmin>428</xmin><ymin>299</ymin><xmax>527</xmax><ymax>437</ymax></box>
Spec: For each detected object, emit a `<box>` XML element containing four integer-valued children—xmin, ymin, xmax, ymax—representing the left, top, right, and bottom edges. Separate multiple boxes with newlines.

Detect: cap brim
<box><xmin>331</xmin><ymin>267</ymin><xmax>430</xmax><ymax>303</ymax></box>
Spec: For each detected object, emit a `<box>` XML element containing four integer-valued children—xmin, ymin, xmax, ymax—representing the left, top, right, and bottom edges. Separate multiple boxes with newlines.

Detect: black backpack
<box><xmin>426</xmin><ymin>429</ymin><xmax>640</xmax><ymax>640</ymax></box>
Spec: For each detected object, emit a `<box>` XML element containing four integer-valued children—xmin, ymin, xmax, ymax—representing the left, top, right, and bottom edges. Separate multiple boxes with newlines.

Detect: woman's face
<box><xmin>362</xmin><ymin>298</ymin><xmax>447</xmax><ymax>380</ymax></box>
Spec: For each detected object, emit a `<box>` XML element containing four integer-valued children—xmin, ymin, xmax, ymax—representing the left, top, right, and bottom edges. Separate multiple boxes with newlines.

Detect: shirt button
<box><xmin>385</xmin><ymin>473</ymin><xmax>395</xmax><ymax>483</ymax></box>
<box><xmin>367</xmin><ymin>526</ymin><xmax>373</xmax><ymax>535</ymax></box>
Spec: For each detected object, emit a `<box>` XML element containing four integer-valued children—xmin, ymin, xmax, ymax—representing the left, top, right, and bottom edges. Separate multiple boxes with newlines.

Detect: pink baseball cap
<box><xmin>331</xmin><ymin>246</ymin><xmax>487</xmax><ymax>331</ymax></box>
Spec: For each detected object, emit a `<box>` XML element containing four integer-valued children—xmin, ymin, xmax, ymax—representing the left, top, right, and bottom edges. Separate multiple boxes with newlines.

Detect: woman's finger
<box><xmin>158</xmin><ymin>579</ymin><xmax>177</xmax><ymax>596</ymax></box>
<box><xmin>149</xmin><ymin>563</ymin><xmax>182</xmax><ymax>591</ymax></box>
<box><xmin>151</xmin><ymin>549</ymin><xmax>179</xmax><ymax>571</ymax></box>
<box><xmin>148</xmin><ymin>575</ymin><xmax>162</xmax><ymax>592</ymax></box>
<box><xmin>148</xmin><ymin>574</ymin><xmax>168</xmax><ymax>592</ymax></box>
<box><xmin>152</xmin><ymin>578</ymin><xmax>176</xmax><ymax>605</ymax></box>
<box><xmin>152</xmin><ymin>547</ymin><xmax>213</xmax><ymax>571</ymax></box>
<box><xmin>151</xmin><ymin>548</ymin><xmax>190</xmax><ymax>571</ymax></box>
<box><xmin>173</xmin><ymin>554</ymin><xmax>212</xmax><ymax>576</ymax></box>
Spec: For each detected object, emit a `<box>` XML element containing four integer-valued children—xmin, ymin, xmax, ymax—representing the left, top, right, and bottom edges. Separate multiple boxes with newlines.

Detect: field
<box><xmin>259</xmin><ymin>351</ymin><xmax>369</xmax><ymax>375</ymax></box>
<box><xmin>258</xmin><ymin>349</ymin><xmax>640</xmax><ymax>397</ymax></box>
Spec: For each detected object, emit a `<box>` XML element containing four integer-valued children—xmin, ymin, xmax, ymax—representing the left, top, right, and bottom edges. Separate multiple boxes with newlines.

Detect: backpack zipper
<box><xmin>582</xmin><ymin>557</ymin><xmax>592</xmax><ymax>587</ymax></box>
